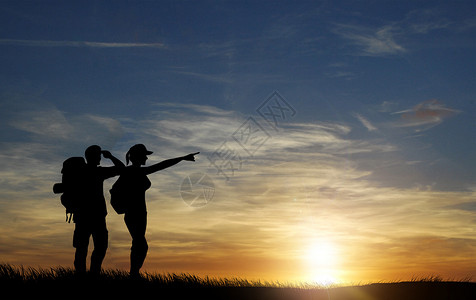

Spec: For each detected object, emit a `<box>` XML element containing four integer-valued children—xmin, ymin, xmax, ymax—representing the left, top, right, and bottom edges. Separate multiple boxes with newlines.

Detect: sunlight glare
<box><xmin>305</xmin><ymin>240</ymin><xmax>340</xmax><ymax>286</ymax></box>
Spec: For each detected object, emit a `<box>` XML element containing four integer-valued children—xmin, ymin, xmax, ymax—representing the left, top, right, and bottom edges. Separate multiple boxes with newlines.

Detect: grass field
<box><xmin>1</xmin><ymin>264</ymin><xmax>474</xmax><ymax>300</ymax></box>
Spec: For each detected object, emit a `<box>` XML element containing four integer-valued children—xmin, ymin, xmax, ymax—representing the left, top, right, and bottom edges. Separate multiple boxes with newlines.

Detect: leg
<box><xmin>124</xmin><ymin>212</ymin><xmax>148</xmax><ymax>276</ymax></box>
<box><xmin>90</xmin><ymin>218</ymin><xmax>108</xmax><ymax>274</ymax></box>
<box><xmin>73</xmin><ymin>222</ymin><xmax>91</xmax><ymax>274</ymax></box>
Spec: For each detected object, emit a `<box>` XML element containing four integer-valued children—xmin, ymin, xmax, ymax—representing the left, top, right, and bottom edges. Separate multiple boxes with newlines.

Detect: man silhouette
<box><xmin>73</xmin><ymin>145</ymin><xmax>124</xmax><ymax>274</ymax></box>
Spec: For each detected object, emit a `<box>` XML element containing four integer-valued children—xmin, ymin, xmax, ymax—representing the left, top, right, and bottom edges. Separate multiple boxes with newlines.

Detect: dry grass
<box><xmin>1</xmin><ymin>263</ymin><xmax>474</xmax><ymax>300</ymax></box>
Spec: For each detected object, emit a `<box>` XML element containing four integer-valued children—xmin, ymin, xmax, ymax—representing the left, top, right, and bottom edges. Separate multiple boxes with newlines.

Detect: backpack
<box><xmin>110</xmin><ymin>167</ymin><xmax>151</xmax><ymax>214</ymax></box>
<box><xmin>53</xmin><ymin>157</ymin><xmax>86</xmax><ymax>222</ymax></box>
<box><xmin>109</xmin><ymin>175</ymin><xmax>128</xmax><ymax>214</ymax></box>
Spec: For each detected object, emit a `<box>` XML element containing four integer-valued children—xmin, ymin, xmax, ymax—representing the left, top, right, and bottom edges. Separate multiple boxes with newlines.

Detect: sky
<box><xmin>0</xmin><ymin>0</ymin><xmax>475</xmax><ymax>285</ymax></box>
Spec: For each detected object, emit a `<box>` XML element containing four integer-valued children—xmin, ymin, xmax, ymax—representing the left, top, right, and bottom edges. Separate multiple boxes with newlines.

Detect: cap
<box><xmin>126</xmin><ymin>144</ymin><xmax>153</xmax><ymax>165</ymax></box>
<box><xmin>130</xmin><ymin>144</ymin><xmax>153</xmax><ymax>155</ymax></box>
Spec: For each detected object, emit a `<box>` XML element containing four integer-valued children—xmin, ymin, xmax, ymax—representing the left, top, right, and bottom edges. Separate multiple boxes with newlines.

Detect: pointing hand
<box><xmin>183</xmin><ymin>152</ymin><xmax>200</xmax><ymax>161</ymax></box>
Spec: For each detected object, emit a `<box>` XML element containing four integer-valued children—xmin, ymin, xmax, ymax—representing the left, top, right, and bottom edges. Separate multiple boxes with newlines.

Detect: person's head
<box><xmin>126</xmin><ymin>144</ymin><xmax>153</xmax><ymax>166</ymax></box>
<box><xmin>85</xmin><ymin>145</ymin><xmax>102</xmax><ymax>166</ymax></box>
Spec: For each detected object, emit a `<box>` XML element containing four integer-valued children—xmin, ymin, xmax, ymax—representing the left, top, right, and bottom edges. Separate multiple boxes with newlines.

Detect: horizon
<box><xmin>0</xmin><ymin>0</ymin><xmax>475</xmax><ymax>285</ymax></box>
<box><xmin>0</xmin><ymin>262</ymin><xmax>472</xmax><ymax>286</ymax></box>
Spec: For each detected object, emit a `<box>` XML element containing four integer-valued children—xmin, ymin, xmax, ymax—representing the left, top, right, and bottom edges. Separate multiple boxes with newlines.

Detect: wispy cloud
<box><xmin>353</xmin><ymin>113</ymin><xmax>378</xmax><ymax>132</ymax></box>
<box><xmin>126</xmin><ymin>103</ymin><xmax>394</xmax><ymax>162</ymax></box>
<box><xmin>404</xmin><ymin>9</ymin><xmax>452</xmax><ymax>34</ymax></box>
<box><xmin>332</xmin><ymin>8</ymin><xmax>457</xmax><ymax>57</ymax></box>
<box><xmin>8</xmin><ymin>106</ymin><xmax>124</xmax><ymax>154</ymax></box>
<box><xmin>391</xmin><ymin>99</ymin><xmax>460</xmax><ymax>132</ymax></box>
<box><xmin>0</xmin><ymin>39</ymin><xmax>166</xmax><ymax>48</ymax></box>
<box><xmin>333</xmin><ymin>24</ymin><xmax>406</xmax><ymax>56</ymax></box>
<box><xmin>378</xmin><ymin>101</ymin><xmax>399</xmax><ymax>113</ymax></box>
<box><xmin>324</xmin><ymin>70</ymin><xmax>358</xmax><ymax>80</ymax></box>
<box><xmin>153</xmin><ymin>102</ymin><xmax>237</xmax><ymax>116</ymax></box>
<box><xmin>169</xmin><ymin>70</ymin><xmax>233</xmax><ymax>84</ymax></box>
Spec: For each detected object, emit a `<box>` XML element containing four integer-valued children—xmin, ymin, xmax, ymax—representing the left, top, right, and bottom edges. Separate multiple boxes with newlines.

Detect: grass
<box><xmin>1</xmin><ymin>263</ymin><xmax>474</xmax><ymax>300</ymax></box>
<box><xmin>0</xmin><ymin>263</ymin><xmax>280</xmax><ymax>288</ymax></box>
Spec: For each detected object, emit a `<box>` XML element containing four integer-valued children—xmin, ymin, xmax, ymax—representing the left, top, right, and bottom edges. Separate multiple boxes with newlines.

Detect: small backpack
<box><xmin>109</xmin><ymin>175</ymin><xmax>128</xmax><ymax>214</ymax></box>
<box><xmin>53</xmin><ymin>157</ymin><xmax>86</xmax><ymax>222</ymax></box>
<box><xmin>110</xmin><ymin>168</ymin><xmax>151</xmax><ymax>214</ymax></box>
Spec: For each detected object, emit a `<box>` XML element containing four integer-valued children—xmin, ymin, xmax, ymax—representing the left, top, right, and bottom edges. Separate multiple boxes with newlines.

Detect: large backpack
<box><xmin>53</xmin><ymin>157</ymin><xmax>86</xmax><ymax>222</ymax></box>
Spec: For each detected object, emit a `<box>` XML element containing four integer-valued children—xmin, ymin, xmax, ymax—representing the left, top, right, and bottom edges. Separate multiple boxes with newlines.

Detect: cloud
<box><xmin>124</xmin><ymin>103</ymin><xmax>395</xmax><ymax>166</ymax></box>
<box><xmin>333</xmin><ymin>24</ymin><xmax>406</xmax><ymax>56</ymax></box>
<box><xmin>0</xmin><ymin>39</ymin><xmax>166</xmax><ymax>49</ymax></box>
<box><xmin>6</xmin><ymin>105</ymin><xmax>124</xmax><ymax>159</ymax></box>
<box><xmin>153</xmin><ymin>103</ymin><xmax>236</xmax><ymax>117</ymax></box>
<box><xmin>324</xmin><ymin>70</ymin><xmax>358</xmax><ymax>80</ymax></box>
<box><xmin>169</xmin><ymin>70</ymin><xmax>234</xmax><ymax>84</ymax></box>
<box><xmin>333</xmin><ymin>9</ymin><xmax>456</xmax><ymax>57</ymax></box>
<box><xmin>353</xmin><ymin>113</ymin><xmax>378</xmax><ymax>132</ymax></box>
<box><xmin>9</xmin><ymin>107</ymin><xmax>73</xmax><ymax>139</ymax></box>
<box><xmin>404</xmin><ymin>9</ymin><xmax>452</xmax><ymax>34</ymax></box>
<box><xmin>446</xmin><ymin>201</ymin><xmax>476</xmax><ymax>212</ymax></box>
<box><xmin>391</xmin><ymin>99</ymin><xmax>460</xmax><ymax>132</ymax></box>
<box><xmin>378</xmin><ymin>101</ymin><xmax>399</xmax><ymax>113</ymax></box>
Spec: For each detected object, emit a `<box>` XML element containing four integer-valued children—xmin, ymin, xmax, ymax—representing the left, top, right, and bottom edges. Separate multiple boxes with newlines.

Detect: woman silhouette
<box><xmin>121</xmin><ymin>144</ymin><xmax>199</xmax><ymax>276</ymax></box>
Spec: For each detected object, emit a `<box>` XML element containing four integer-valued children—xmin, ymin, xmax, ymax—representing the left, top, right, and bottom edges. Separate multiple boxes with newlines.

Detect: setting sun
<box><xmin>305</xmin><ymin>240</ymin><xmax>340</xmax><ymax>285</ymax></box>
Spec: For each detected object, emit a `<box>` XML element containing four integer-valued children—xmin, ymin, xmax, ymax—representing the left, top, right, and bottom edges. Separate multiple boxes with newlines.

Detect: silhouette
<box><xmin>62</xmin><ymin>145</ymin><xmax>125</xmax><ymax>274</ymax></box>
<box><xmin>115</xmin><ymin>144</ymin><xmax>199</xmax><ymax>276</ymax></box>
<box><xmin>54</xmin><ymin>156</ymin><xmax>87</xmax><ymax>223</ymax></box>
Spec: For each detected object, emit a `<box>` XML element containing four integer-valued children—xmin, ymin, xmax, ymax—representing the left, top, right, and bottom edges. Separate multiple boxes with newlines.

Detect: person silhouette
<box><xmin>119</xmin><ymin>144</ymin><xmax>199</xmax><ymax>277</ymax></box>
<box><xmin>73</xmin><ymin>145</ymin><xmax>125</xmax><ymax>275</ymax></box>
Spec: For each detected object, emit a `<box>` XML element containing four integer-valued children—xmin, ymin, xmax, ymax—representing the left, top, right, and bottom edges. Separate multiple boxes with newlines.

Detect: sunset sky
<box><xmin>0</xmin><ymin>0</ymin><xmax>475</xmax><ymax>285</ymax></box>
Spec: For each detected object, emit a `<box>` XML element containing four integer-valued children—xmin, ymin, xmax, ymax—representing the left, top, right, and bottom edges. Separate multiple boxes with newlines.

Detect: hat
<box><xmin>126</xmin><ymin>144</ymin><xmax>153</xmax><ymax>165</ymax></box>
<box><xmin>129</xmin><ymin>144</ymin><xmax>153</xmax><ymax>155</ymax></box>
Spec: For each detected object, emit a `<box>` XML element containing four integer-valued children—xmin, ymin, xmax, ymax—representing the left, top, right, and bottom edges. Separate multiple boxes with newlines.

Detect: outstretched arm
<box><xmin>143</xmin><ymin>152</ymin><xmax>199</xmax><ymax>175</ymax></box>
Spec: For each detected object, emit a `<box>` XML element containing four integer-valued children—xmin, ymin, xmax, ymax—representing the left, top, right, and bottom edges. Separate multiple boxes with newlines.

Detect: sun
<box><xmin>307</xmin><ymin>241</ymin><xmax>336</xmax><ymax>266</ymax></box>
<box><xmin>305</xmin><ymin>240</ymin><xmax>340</xmax><ymax>285</ymax></box>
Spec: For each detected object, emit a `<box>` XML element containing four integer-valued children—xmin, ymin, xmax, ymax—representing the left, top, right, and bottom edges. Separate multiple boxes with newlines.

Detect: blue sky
<box><xmin>0</xmin><ymin>1</ymin><xmax>475</xmax><ymax>283</ymax></box>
